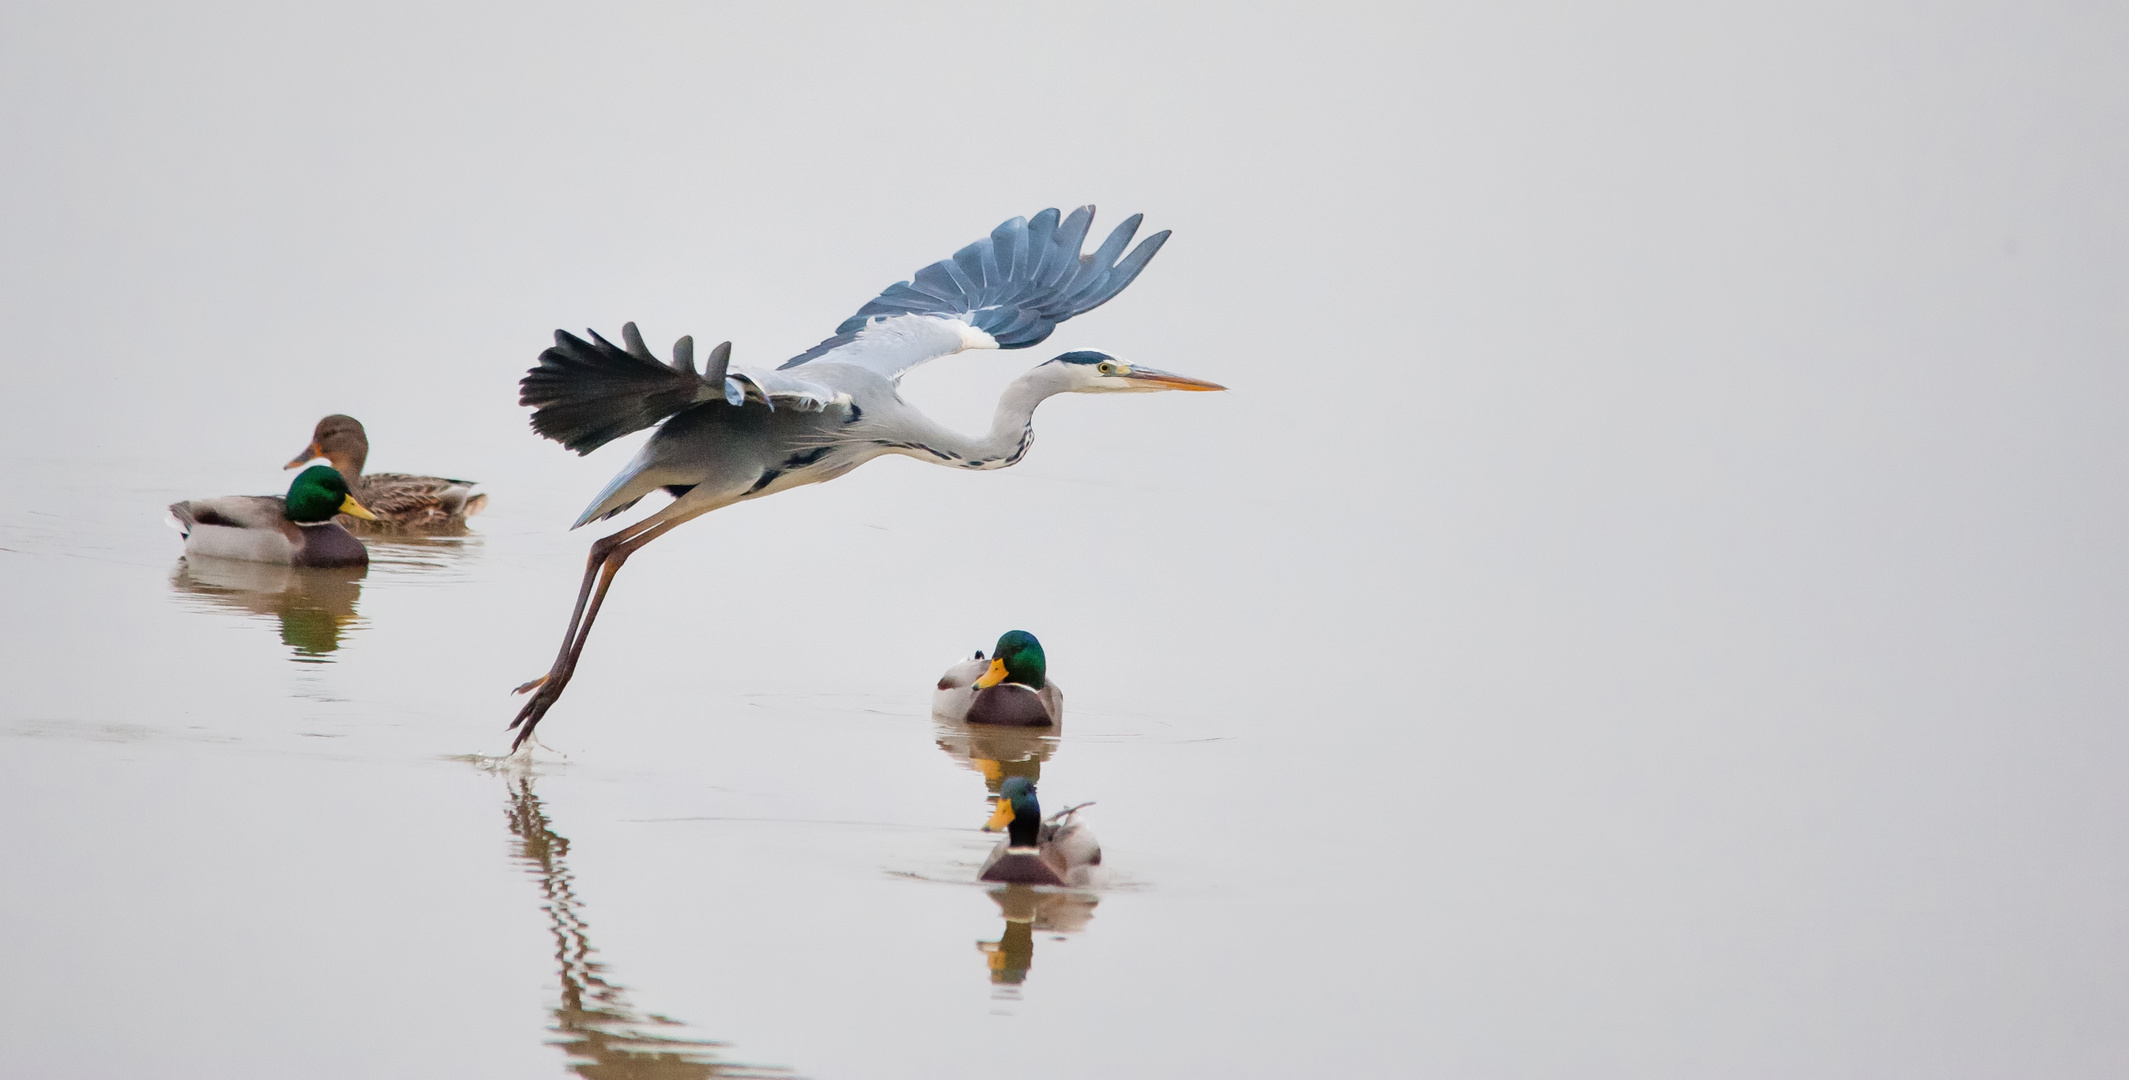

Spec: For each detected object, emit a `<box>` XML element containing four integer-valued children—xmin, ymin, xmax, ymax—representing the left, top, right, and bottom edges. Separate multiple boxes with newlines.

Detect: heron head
<box><xmin>1048</xmin><ymin>350</ymin><xmax>1226</xmax><ymax>394</ymax></box>
<box><xmin>973</xmin><ymin>630</ymin><xmax>1047</xmax><ymax>691</ymax></box>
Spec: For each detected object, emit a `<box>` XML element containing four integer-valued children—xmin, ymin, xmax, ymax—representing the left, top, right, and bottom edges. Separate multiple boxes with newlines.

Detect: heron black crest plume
<box><xmin>519</xmin><ymin>326</ymin><xmax>735</xmax><ymax>455</ymax></box>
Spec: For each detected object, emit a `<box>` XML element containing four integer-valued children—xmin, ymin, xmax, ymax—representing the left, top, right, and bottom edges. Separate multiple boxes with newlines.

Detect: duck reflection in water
<box><xmin>977</xmin><ymin>884</ymin><xmax>1099</xmax><ymax>991</ymax></box>
<box><xmin>503</xmin><ymin>776</ymin><xmax>788</xmax><ymax>1080</ymax></box>
<box><xmin>932</xmin><ymin>710</ymin><xmax>1062</xmax><ymax>800</ymax></box>
<box><xmin>169</xmin><ymin>557</ymin><xmax>368</xmax><ymax>661</ymax></box>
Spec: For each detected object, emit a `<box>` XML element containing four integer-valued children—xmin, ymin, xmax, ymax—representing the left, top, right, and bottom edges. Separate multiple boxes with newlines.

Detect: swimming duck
<box><xmin>168</xmin><ymin>466</ymin><xmax>378</xmax><ymax>567</ymax></box>
<box><xmin>934</xmin><ymin>631</ymin><xmax>1063</xmax><ymax>727</ymax></box>
<box><xmin>979</xmin><ymin>777</ymin><xmax>1100</xmax><ymax>887</ymax></box>
<box><xmin>285</xmin><ymin>414</ymin><xmax>487</xmax><ymax>531</ymax></box>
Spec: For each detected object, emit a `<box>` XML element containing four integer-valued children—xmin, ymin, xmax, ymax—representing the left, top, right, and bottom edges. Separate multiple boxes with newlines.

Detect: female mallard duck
<box><xmin>168</xmin><ymin>466</ymin><xmax>378</xmax><ymax>567</ymax></box>
<box><xmin>285</xmin><ymin>414</ymin><xmax>487</xmax><ymax>531</ymax></box>
<box><xmin>980</xmin><ymin>777</ymin><xmax>1100</xmax><ymax>887</ymax></box>
<box><xmin>934</xmin><ymin>630</ymin><xmax>1063</xmax><ymax>727</ymax></box>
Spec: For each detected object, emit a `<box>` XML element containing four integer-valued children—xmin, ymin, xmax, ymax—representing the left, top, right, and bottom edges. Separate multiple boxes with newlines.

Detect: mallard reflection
<box><xmin>503</xmin><ymin>776</ymin><xmax>789</xmax><ymax>1080</ymax></box>
<box><xmin>364</xmin><ymin>533</ymin><xmax>485</xmax><ymax>576</ymax></box>
<box><xmin>976</xmin><ymin>884</ymin><xmax>1098</xmax><ymax>990</ymax></box>
<box><xmin>170</xmin><ymin>556</ymin><xmax>367</xmax><ymax>660</ymax></box>
<box><xmin>932</xmin><ymin>713</ymin><xmax>1063</xmax><ymax>797</ymax></box>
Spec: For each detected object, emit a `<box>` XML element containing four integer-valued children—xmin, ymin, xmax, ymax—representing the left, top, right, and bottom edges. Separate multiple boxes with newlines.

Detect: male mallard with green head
<box><xmin>934</xmin><ymin>630</ymin><xmax>1063</xmax><ymax>727</ymax></box>
<box><xmin>979</xmin><ymin>776</ymin><xmax>1100</xmax><ymax>887</ymax></box>
<box><xmin>168</xmin><ymin>466</ymin><xmax>378</xmax><ymax>567</ymax></box>
<box><xmin>285</xmin><ymin>414</ymin><xmax>487</xmax><ymax>531</ymax></box>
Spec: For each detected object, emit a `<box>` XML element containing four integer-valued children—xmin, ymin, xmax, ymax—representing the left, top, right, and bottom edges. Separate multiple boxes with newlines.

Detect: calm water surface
<box><xmin>0</xmin><ymin>449</ymin><xmax>1386</xmax><ymax>1078</ymax></box>
<box><xmin>3</xmin><ymin>406</ymin><xmax>2124</xmax><ymax>1078</ymax></box>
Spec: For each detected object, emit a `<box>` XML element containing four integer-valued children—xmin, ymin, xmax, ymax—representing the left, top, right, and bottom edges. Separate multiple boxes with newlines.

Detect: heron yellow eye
<box><xmin>1098</xmin><ymin>362</ymin><xmax>1116</xmax><ymax>375</ymax></box>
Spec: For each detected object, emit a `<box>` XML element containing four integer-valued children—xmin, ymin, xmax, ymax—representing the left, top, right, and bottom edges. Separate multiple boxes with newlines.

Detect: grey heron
<box><xmin>509</xmin><ymin>206</ymin><xmax>1224</xmax><ymax>748</ymax></box>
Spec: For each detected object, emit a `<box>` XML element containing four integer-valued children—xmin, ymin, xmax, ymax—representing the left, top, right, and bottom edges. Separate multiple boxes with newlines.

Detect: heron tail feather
<box><xmin>520</xmin><ymin>325</ymin><xmax>734</xmax><ymax>455</ymax></box>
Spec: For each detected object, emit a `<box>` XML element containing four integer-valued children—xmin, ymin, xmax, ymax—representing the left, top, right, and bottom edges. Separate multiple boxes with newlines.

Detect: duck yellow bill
<box><xmin>984</xmin><ymin>797</ymin><xmax>1015</xmax><ymax>831</ymax></box>
<box><xmin>973</xmin><ymin>657</ymin><xmax>1010</xmax><ymax>689</ymax></box>
<box><xmin>285</xmin><ymin>441</ymin><xmax>323</xmax><ymax>470</ymax></box>
<box><xmin>339</xmin><ymin>495</ymin><xmax>379</xmax><ymax>521</ymax></box>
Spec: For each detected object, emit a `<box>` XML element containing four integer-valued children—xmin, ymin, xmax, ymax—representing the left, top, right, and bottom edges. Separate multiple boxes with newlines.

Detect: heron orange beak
<box><xmin>339</xmin><ymin>495</ymin><xmax>379</xmax><ymax>521</ymax></box>
<box><xmin>984</xmin><ymin>797</ymin><xmax>1015</xmax><ymax>832</ymax></box>
<box><xmin>1121</xmin><ymin>366</ymin><xmax>1226</xmax><ymax>392</ymax></box>
<box><xmin>973</xmin><ymin>658</ymin><xmax>1010</xmax><ymax>689</ymax></box>
<box><xmin>285</xmin><ymin>440</ymin><xmax>323</xmax><ymax>470</ymax></box>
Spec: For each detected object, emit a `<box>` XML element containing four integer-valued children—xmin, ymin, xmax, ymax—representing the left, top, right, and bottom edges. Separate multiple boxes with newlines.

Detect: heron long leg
<box><xmin>512</xmin><ymin>514</ymin><xmax>670</xmax><ymax>696</ymax></box>
<box><xmin>507</xmin><ymin>514</ymin><xmax>695</xmax><ymax>749</ymax></box>
<box><xmin>551</xmin><ymin>519</ymin><xmax>683</xmax><ymax>681</ymax></box>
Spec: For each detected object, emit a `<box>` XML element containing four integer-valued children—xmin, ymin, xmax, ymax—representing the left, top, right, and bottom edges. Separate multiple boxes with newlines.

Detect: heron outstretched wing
<box><xmin>521</xmin><ymin>323</ymin><xmax>838</xmax><ymax>455</ymax></box>
<box><xmin>778</xmin><ymin>206</ymin><xmax>1169</xmax><ymax>381</ymax></box>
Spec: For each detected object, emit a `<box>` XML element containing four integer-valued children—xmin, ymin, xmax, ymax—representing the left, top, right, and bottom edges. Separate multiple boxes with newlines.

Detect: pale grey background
<box><xmin>2</xmin><ymin>2</ymin><xmax>2125</xmax><ymax>1078</ymax></box>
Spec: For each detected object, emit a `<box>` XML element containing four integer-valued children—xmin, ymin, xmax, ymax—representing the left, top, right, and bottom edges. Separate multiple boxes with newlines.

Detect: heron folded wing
<box><xmin>778</xmin><ymin>205</ymin><xmax>1170</xmax><ymax>381</ymax></box>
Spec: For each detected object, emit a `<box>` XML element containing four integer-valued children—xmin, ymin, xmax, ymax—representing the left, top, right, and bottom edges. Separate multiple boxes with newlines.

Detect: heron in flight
<box><xmin>509</xmin><ymin>206</ymin><xmax>1224</xmax><ymax>748</ymax></box>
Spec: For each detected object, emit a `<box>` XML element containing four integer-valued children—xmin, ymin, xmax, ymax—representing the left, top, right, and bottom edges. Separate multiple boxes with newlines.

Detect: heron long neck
<box><xmin>895</xmin><ymin>367</ymin><xmax>1066</xmax><ymax>471</ymax></box>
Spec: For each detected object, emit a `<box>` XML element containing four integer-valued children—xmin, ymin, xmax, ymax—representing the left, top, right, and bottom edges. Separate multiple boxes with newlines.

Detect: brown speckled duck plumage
<box><xmin>286</xmin><ymin>415</ymin><xmax>488</xmax><ymax>532</ymax></box>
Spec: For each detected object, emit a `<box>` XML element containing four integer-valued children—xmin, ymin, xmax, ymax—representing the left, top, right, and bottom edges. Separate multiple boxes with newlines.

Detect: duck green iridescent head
<box><xmin>984</xmin><ymin>775</ymin><xmax>1042</xmax><ymax>847</ymax></box>
<box><xmin>284</xmin><ymin>466</ymin><xmax>377</xmax><ymax>525</ymax></box>
<box><xmin>973</xmin><ymin>630</ymin><xmax>1046</xmax><ymax>691</ymax></box>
